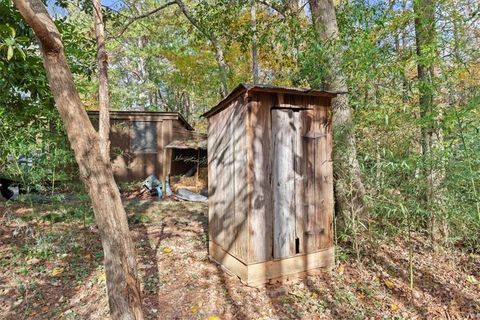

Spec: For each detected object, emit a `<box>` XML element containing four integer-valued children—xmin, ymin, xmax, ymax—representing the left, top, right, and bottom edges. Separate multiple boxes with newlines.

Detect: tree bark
<box><xmin>413</xmin><ymin>0</ymin><xmax>445</xmax><ymax>242</ymax></box>
<box><xmin>13</xmin><ymin>0</ymin><xmax>144</xmax><ymax>318</ymax></box>
<box><xmin>93</xmin><ymin>0</ymin><xmax>110</xmax><ymax>161</ymax></box>
<box><xmin>286</xmin><ymin>0</ymin><xmax>299</xmax><ymax>12</ymax></box>
<box><xmin>308</xmin><ymin>0</ymin><xmax>367</xmax><ymax>225</ymax></box>
<box><xmin>251</xmin><ymin>0</ymin><xmax>259</xmax><ymax>84</ymax></box>
<box><xmin>174</xmin><ymin>0</ymin><xmax>229</xmax><ymax>97</ymax></box>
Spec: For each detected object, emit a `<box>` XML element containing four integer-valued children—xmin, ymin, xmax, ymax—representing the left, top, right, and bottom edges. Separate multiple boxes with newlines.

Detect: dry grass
<box><xmin>171</xmin><ymin>167</ymin><xmax>208</xmax><ymax>193</ymax></box>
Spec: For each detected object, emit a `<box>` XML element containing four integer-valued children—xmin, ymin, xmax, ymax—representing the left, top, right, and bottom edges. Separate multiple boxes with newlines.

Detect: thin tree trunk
<box><xmin>251</xmin><ymin>0</ymin><xmax>259</xmax><ymax>84</ymax></box>
<box><xmin>286</xmin><ymin>0</ymin><xmax>299</xmax><ymax>12</ymax></box>
<box><xmin>413</xmin><ymin>0</ymin><xmax>445</xmax><ymax>242</ymax></box>
<box><xmin>211</xmin><ymin>38</ymin><xmax>229</xmax><ymax>96</ymax></box>
<box><xmin>13</xmin><ymin>1</ymin><xmax>144</xmax><ymax>318</ymax></box>
<box><xmin>174</xmin><ymin>0</ymin><xmax>229</xmax><ymax>97</ymax></box>
<box><xmin>137</xmin><ymin>36</ymin><xmax>148</xmax><ymax>110</ymax></box>
<box><xmin>400</xmin><ymin>0</ymin><xmax>409</xmax><ymax>102</ymax></box>
<box><xmin>93</xmin><ymin>0</ymin><xmax>110</xmax><ymax>161</ymax></box>
<box><xmin>181</xmin><ymin>91</ymin><xmax>191</xmax><ymax>121</ymax></box>
<box><xmin>391</xmin><ymin>0</ymin><xmax>408</xmax><ymax>102</ymax></box>
<box><xmin>308</xmin><ymin>0</ymin><xmax>367</xmax><ymax>225</ymax></box>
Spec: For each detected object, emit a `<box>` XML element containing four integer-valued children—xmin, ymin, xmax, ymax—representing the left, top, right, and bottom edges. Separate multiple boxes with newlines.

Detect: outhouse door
<box><xmin>271</xmin><ymin>108</ymin><xmax>332</xmax><ymax>259</ymax></box>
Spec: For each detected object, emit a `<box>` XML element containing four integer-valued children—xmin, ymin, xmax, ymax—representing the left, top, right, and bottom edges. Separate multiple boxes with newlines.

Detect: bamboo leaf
<box><xmin>7</xmin><ymin>45</ymin><xmax>13</xmax><ymax>60</ymax></box>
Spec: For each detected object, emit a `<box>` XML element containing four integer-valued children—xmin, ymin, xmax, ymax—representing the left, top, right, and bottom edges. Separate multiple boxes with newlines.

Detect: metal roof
<box><xmin>202</xmin><ymin>83</ymin><xmax>341</xmax><ymax>118</ymax></box>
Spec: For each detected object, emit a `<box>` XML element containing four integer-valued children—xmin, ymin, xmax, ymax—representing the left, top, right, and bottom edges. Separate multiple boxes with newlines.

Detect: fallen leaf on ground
<box><xmin>337</xmin><ymin>265</ymin><xmax>345</xmax><ymax>275</ymax></box>
<box><xmin>191</xmin><ymin>305</ymin><xmax>199</xmax><ymax>314</ymax></box>
<box><xmin>26</xmin><ymin>258</ymin><xmax>40</xmax><ymax>265</ymax></box>
<box><xmin>390</xmin><ymin>303</ymin><xmax>400</xmax><ymax>312</ymax></box>
<box><xmin>384</xmin><ymin>279</ymin><xmax>395</xmax><ymax>289</ymax></box>
<box><xmin>98</xmin><ymin>272</ymin><xmax>106</xmax><ymax>282</ymax></box>
<box><xmin>207</xmin><ymin>316</ymin><xmax>221</xmax><ymax>320</ymax></box>
<box><xmin>51</xmin><ymin>267</ymin><xmax>64</xmax><ymax>277</ymax></box>
<box><xmin>163</xmin><ymin>247</ymin><xmax>173</xmax><ymax>253</ymax></box>
<box><xmin>466</xmin><ymin>275</ymin><xmax>479</xmax><ymax>284</ymax></box>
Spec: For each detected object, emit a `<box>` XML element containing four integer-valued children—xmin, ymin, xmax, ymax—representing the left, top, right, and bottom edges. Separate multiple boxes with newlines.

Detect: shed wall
<box><xmin>89</xmin><ymin>115</ymin><xmax>193</xmax><ymax>182</ymax></box>
<box><xmin>247</xmin><ymin>92</ymin><xmax>333</xmax><ymax>264</ymax></box>
<box><xmin>208</xmin><ymin>94</ymin><xmax>249</xmax><ymax>263</ymax></box>
<box><xmin>208</xmin><ymin>90</ymin><xmax>334</xmax><ymax>267</ymax></box>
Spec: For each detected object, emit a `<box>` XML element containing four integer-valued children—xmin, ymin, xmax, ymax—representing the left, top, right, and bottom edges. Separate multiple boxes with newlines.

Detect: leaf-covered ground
<box><xmin>1</xmin><ymin>197</ymin><xmax>479</xmax><ymax>319</ymax></box>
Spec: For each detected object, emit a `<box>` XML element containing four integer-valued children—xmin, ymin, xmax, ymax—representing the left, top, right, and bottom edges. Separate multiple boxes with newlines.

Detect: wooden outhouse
<box><xmin>88</xmin><ymin>111</ymin><xmax>206</xmax><ymax>182</ymax></box>
<box><xmin>203</xmin><ymin>84</ymin><xmax>337</xmax><ymax>285</ymax></box>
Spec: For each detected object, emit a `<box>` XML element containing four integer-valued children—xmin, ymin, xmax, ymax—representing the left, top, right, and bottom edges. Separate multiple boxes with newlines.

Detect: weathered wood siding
<box><xmin>233</xmin><ymin>99</ymin><xmax>249</xmax><ymax>260</ymax></box>
<box><xmin>293</xmin><ymin>111</ymin><xmax>305</xmax><ymax>254</ymax></box>
<box><xmin>247</xmin><ymin>93</ymin><xmax>273</xmax><ymax>263</ymax></box>
<box><xmin>247</xmin><ymin>93</ymin><xmax>333</xmax><ymax>263</ymax></box>
<box><xmin>272</xmin><ymin>109</ymin><xmax>296</xmax><ymax>259</ymax></box>
<box><xmin>300</xmin><ymin>107</ymin><xmax>333</xmax><ymax>252</ymax></box>
<box><xmin>208</xmin><ymin>90</ymin><xmax>333</xmax><ymax>267</ymax></box>
<box><xmin>208</xmin><ymin>94</ymin><xmax>249</xmax><ymax>263</ymax></box>
<box><xmin>207</xmin><ymin>85</ymin><xmax>335</xmax><ymax>284</ymax></box>
<box><xmin>90</xmin><ymin>114</ymin><xmax>195</xmax><ymax>182</ymax></box>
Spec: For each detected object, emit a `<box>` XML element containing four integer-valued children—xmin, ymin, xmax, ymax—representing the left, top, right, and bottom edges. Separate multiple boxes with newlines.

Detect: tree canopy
<box><xmin>1</xmin><ymin>0</ymin><xmax>479</xmax><ymax>248</ymax></box>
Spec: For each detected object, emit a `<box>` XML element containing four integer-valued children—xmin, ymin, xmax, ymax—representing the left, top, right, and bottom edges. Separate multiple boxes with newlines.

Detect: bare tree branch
<box><xmin>257</xmin><ymin>0</ymin><xmax>286</xmax><ymax>16</ymax></box>
<box><xmin>118</xmin><ymin>1</ymin><xmax>176</xmax><ymax>36</ymax></box>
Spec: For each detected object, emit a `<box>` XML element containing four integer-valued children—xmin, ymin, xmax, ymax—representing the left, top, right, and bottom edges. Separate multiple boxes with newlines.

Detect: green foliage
<box><xmin>0</xmin><ymin>0</ymin><xmax>95</xmax><ymax>191</ymax></box>
<box><xmin>128</xmin><ymin>213</ymin><xmax>151</xmax><ymax>224</ymax></box>
<box><xmin>0</xmin><ymin>24</ymin><xmax>28</xmax><ymax>60</ymax></box>
<box><xmin>2</xmin><ymin>0</ymin><xmax>479</xmax><ymax>254</ymax></box>
<box><xmin>292</xmin><ymin>0</ymin><xmax>480</xmax><ymax>251</ymax></box>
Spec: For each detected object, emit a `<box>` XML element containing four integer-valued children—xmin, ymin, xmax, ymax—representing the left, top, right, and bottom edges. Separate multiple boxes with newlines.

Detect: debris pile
<box><xmin>170</xmin><ymin>167</ymin><xmax>208</xmax><ymax>193</ymax></box>
<box><xmin>121</xmin><ymin>171</ymin><xmax>208</xmax><ymax>202</ymax></box>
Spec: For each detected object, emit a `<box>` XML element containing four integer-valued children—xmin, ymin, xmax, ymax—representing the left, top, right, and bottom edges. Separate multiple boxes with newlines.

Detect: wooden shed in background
<box><xmin>88</xmin><ymin>111</ymin><xmax>206</xmax><ymax>182</ymax></box>
<box><xmin>203</xmin><ymin>84</ymin><xmax>337</xmax><ymax>286</ymax></box>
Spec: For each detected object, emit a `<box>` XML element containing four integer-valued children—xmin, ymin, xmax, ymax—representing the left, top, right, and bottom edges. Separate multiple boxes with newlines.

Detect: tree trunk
<box><xmin>400</xmin><ymin>0</ymin><xmax>409</xmax><ymax>102</ymax></box>
<box><xmin>308</xmin><ymin>0</ymin><xmax>367</xmax><ymax>225</ymax></box>
<box><xmin>13</xmin><ymin>0</ymin><xmax>144</xmax><ymax>318</ymax></box>
<box><xmin>251</xmin><ymin>0</ymin><xmax>259</xmax><ymax>84</ymax></box>
<box><xmin>93</xmin><ymin>0</ymin><xmax>110</xmax><ymax>161</ymax></box>
<box><xmin>211</xmin><ymin>38</ymin><xmax>230</xmax><ymax>96</ymax></box>
<box><xmin>413</xmin><ymin>0</ymin><xmax>445</xmax><ymax>242</ymax></box>
<box><xmin>286</xmin><ymin>0</ymin><xmax>299</xmax><ymax>12</ymax></box>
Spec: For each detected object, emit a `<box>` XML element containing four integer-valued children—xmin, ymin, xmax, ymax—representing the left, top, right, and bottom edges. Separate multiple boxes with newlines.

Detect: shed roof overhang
<box><xmin>87</xmin><ymin>110</ymin><xmax>194</xmax><ymax>131</ymax></box>
<box><xmin>202</xmin><ymin>83</ymin><xmax>343</xmax><ymax>118</ymax></box>
<box><xmin>165</xmin><ymin>139</ymin><xmax>207</xmax><ymax>150</ymax></box>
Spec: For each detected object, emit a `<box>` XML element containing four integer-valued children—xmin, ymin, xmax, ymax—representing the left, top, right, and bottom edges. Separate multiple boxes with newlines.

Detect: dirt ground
<box><xmin>0</xmin><ymin>197</ymin><xmax>479</xmax><ymax>319</ymax></box>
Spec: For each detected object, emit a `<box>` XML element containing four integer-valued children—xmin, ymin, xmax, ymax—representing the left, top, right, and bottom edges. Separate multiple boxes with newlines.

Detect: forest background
<box><xmin>1</xmin><ymin>0</ymin><xmax>479</xmax><ymax>253</ymax></box>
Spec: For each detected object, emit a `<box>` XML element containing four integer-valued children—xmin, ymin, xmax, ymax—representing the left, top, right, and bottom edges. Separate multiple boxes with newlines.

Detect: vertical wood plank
<box><xmin>208</xmin><ymin>113</ymin><xmax>223</xmax><ymax>248</ymax></box>
<box><xmin>215</xmin><ymin>109</ymin><xmax>229</xmax><ymax>250</ymax></box>
<box><xmin>248</xmin><ymin>93</ymin><xmax>273</xmax><ymax>263</ymax></box>
<box><xmin>233</xmin><ymin>98</ymin><xmax>249</xmax><ymax>262</ymax></box>
<box><xmin>293</xmin><ymin>111</ymin><xmax>305</xmax><ymax>254</ymax></box>
<box><xmin>208</xmin><ymin>109</ymin><xmax>228</xmax><ymax>250</ymax></box>
<box><xmin>207</xmin><ymin>116</ymin><xmax>217</xmax><ymax>251</ymax></box>
<box><xmin>272</xmin><ymin>109</ymin><xmax>296</xmax><ymax>259</ymax></box>
<box><xmin>156</xmin><ymin>121</ymin><xmax>164</xmax><ymax>180</ymax></box>
<box><xmin>314</xmin><ymin>107</ymin><xmax>326</xmax><ymax>250</ymax></box>
<box><xmin>322</xmin><ymin>105</ymin><xmax>334</xmax><ymax>248</ymax></box>
<box><xmin>302</xmin><ymin>109</ymin><xmax>317</xmax><ymax>253</ymax></box>
<box><xmin>223</xmin><ymin>104</ymin><xmax>235</xmax><ymax>253</ymax></box>
<box><xmin>301</xmin><ymin>101</ymin><xmax>334</xmax><ymax>252</ymax></box>
<box><xmin>161</xmin><ymin>120</ymin><xmax>173</xmax><ymax>182</ymax></box>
